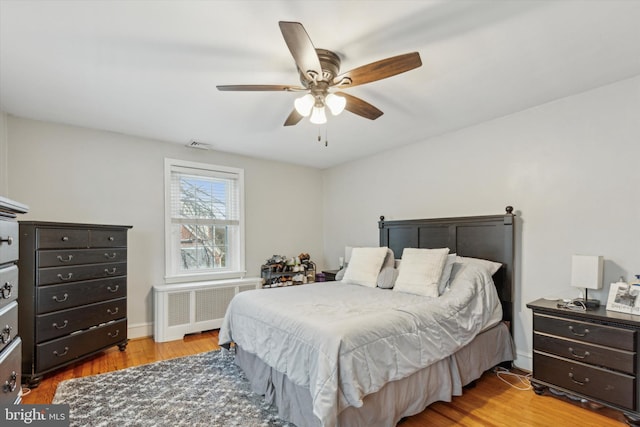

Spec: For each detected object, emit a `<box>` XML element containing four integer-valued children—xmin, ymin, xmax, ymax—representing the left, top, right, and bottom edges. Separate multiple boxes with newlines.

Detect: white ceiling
<box><xmin>1</xmin><ymin>1</ymin><xmax>639</xmax><ymax>169</ymax></box>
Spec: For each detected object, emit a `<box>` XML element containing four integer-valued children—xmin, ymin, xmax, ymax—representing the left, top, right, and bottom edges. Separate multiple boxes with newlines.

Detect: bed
<box><xmin>219</xmin><ymin>207</ymin><xmax>516</xmax><ymax>427</ymax></box>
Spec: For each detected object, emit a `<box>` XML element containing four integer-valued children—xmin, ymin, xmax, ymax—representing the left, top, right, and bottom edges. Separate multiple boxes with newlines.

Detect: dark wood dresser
<box><xmin>18</xmin><ymin>221</ymin><xmax>132</xmax><ymax>386</ymax></box>
<box><xmin>528</xmin><ymin>298</ymin><xmax>640</xmax><ymax>424</ymax></box>
<box><xmin>0</xmin><ymin>196</ymin><xmax>28</xmax><ymax>404</ymax></box>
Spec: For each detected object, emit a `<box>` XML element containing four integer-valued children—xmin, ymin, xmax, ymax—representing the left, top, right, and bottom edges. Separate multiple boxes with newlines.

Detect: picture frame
<box><xmin>606</xmin><ymin>282</ymin><xmax>640</xmax><ymax>315</ymax></box>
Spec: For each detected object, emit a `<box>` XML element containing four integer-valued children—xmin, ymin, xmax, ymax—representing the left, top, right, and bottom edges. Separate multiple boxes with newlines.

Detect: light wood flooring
<box><xmin>22</xmin><ymin>330</ymin><xmax>627</xmax><ymax>426</ymax></box>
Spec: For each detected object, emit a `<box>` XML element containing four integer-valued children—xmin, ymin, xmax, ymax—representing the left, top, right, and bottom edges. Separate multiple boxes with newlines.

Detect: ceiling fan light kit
<box><xmin>217</xmin><ymin>21</ymin><xmax>422</xmax><ymax>127</ymax></box>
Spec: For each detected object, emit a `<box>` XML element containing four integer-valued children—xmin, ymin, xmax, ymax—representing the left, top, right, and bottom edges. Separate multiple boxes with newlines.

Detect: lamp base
<box><xmin>574</xmin><ymin>298</ymin><xmax>601</xmax><ymax>309</ymax></box>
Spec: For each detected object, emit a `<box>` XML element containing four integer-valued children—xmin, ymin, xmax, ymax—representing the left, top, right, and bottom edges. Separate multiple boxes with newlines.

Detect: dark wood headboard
<box><xmin>379</xmin><ymin>206</ymin><xmax>515</xmax><ymax>327</ymax></box>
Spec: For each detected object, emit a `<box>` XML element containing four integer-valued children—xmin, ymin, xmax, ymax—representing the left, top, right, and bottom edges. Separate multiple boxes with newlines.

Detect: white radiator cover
<box><xmin>153</xmin><ymin>277</ymin><xmax>261</xmax><ymax>342</ymax></box>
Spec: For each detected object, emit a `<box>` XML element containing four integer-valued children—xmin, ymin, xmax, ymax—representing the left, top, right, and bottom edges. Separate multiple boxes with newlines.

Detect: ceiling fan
<box><xmin>217</xmin><ymin>21</ymin><xmax>422</xmax><ymax>126</ymax></box>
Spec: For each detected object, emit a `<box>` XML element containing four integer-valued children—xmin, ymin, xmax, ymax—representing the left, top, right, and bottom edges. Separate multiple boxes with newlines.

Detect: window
<box><xmin>165</xmin><ymin>158</ymin><xmax>245</xmax><ymax>282</ymax></box>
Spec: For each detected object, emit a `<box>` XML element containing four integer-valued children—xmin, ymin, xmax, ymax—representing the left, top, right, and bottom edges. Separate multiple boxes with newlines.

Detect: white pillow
<box><xmin>438</xmin><ymin>253</ymin><xmax>457</xmax><ymax>295</ymax></box>
<box><xmin>455</xmin><ymin>255</ymin><xmax>502</xmax><ymax>275</ymax></box>
<box><xmin>342</xmin><ymin>247</ymin><xmax>389</xmax><ymax>287</ymax></box>
<box><xmin>394</xmin><ymin>248</ymin><xmax>450</xmax><ymax>297</ymax></box>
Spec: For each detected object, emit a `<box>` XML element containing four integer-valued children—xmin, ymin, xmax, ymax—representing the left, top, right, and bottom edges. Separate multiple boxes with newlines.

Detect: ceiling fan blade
<box><xmin>279</xmin><ymin>21</ymin><xmax>322</xmax><ymax>79</ymax></box>
<box><xmin>333</xmin><ymin>52</ymin><xmax>422</xmax><ymax>88</ymax></box>
<box><xmin>283</xmin><ymin>109</ymin><xmax>304</xmax><ymax>126</ymax></box>
<box><xmin>338</xmin><ymin>92</ymin><xmax>383</xmax><ymax>120</ymax></box>
<box><xmin>217</xmin><ymin>84</ymin><xmax>305</xmax><ymax>92</ymax></box>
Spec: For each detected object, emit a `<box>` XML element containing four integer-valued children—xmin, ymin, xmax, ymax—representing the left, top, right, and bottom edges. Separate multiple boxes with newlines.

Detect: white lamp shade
<box><xmin>294</xmin><ymin>94</ymin><xmax>314</xmax><ymax>117</ymax></box>
<box><xmin>571</xmin><ymin>255</ymin><xmax>603</xmax><ymax>290</ymax></box>
<box><xmin>310</xmin><ymin>106</ymin><xmax>327</xmax><ymax>124</ymax></box>
<box><xmin>325</xmin><ymin>93</ymin><xmax>346</xmax><ymax>115</ymax></box>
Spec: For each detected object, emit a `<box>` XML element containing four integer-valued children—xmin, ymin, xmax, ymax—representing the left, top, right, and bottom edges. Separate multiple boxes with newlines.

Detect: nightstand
<box><xmin>527</xmin><ymin>298</ymin><xmax>640</xmax><ymax>425</ymax></box>
<box><xmin>321</xmin><ymin>270</ymin><xmax>339</xmax><ymax>282</ymax></box>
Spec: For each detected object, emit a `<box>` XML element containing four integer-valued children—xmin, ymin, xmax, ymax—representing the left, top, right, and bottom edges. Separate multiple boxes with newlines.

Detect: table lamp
<box><xmin>571</xmin><ymin>255</ymin><xmax>603</xmax><ymax>309</ymax></box>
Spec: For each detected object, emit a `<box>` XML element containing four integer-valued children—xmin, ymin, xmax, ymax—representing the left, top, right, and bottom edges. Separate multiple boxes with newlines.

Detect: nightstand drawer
<box><xmin>534</xmin><ymin>313</ymin><xmax>636</xmax><ymax>351</ymax></box>
<box><xmin>534</xmin><ymin>332</ymin><xmax>635</xmax><ymax>374</ymax></box>
<box><xmin>534</xmin><ymin>352</ymin><xmax>634</xmax><ymax>410</ymax></box>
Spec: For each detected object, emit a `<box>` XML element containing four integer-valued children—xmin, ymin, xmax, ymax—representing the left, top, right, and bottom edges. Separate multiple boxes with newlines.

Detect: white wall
<box><xmin>322</xmin><ymin>76</ymin><xmax>640</xmax><ymax>370</ymax></box>
<box><xmin>0</xmin><ymin>112</ymin><xmax>8</xmax><ymax>196</ymax></box>
<box><xmin>7</xmin><ymin>117</ymin><xmax>324</xmax><ymax>337</ymax></box>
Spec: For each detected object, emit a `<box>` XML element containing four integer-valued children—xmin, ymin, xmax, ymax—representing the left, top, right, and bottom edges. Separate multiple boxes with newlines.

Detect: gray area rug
<box><xmin>53</xmin><ymin>349</ymin><xmax>295</xmax><ymax>426</ymax></box>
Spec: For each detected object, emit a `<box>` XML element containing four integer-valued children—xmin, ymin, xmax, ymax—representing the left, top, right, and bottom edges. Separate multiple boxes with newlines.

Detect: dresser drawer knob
<box><xmin>106</xmin><ymin>285</ymin><xmax>120</xmax><ymax>293</ymax></box>
<box><xmin>0</xmin><ymin>236</ymin><xmax>13</xmax><ymax>245</ymax></box>
<box><xmin>0</xmin><ymin>325</ymin><xmax>11</xmax><ymax>344</ymax></box>
<box><xmin>108</xmin><ymin>329</ymin><xmax>120</xmax><ymax>338</ymax></box>
<box><xmin>108</xmin><ymin>236</ymin><xmax>115</xmax><ymax>241</ymax></box>
<box><xmin>568</xmin><ymin>325</ymin><xmax>589</xmax><ymax>337</ymax></box>
<box><xmin>104</xmin><ymin>268</ymin><xmax>117</xmax><ymax>275</ymax></box>
<box><xmin>53</xmin><ymin>346</ymin><xmax>69</xmax><ymax>357</ymax></box>
<box><xmin>104</xmin><ymin>252</ymin><xmax>117</xmax><ymax>260</ymax></box>
<box><xmin>568</xmin><ymin>372</ymin><xmax>589</xmax><ymax>386</ymax></box>
<box><xmin>61</xmin><ymin>236</ymin><xmax>69</xmax><ymax>242</ymax></box>
<box><xmin>52</xmin><ymin>293</ymin><xmax>69</xmax><ymax>303</ymax></box>
<box><xmin>107</xmin><ymin>307</ymin><xmax>119</xmax><ymax>315</ymax></box>
<box><xmin>568</xmin><ymin>347</ymin><xmax>590</xmax><ymax>359</ymax></box>
<box><xmin>56</xmin><ymin>254</ymin><xmax>74</xmax><ymax>263</ymax></box>
<box><xmin>56</xmin><ymin>273</ymin><xmax>74</xmax><ymax>281</ymax></box>
<box><xmin>53</xmin><ymin>320</ymin><xmax>68</xmax><ymax>330</ymax></box>
<box><xmin>1</xmin><ymin>282</ymin><xmax>13</xmax><ymax>299</ymax></box>
<box><xmin>3</xmin><ymin>371</ymin><xmax>17</xmax><ymax>393</ymax></box>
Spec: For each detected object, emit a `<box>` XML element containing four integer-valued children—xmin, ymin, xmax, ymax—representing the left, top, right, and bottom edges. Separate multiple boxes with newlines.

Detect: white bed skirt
<box><xmin>235</xmin><ymin>321</ymin><xmax>515</xmax><ymax>427</ymax></box>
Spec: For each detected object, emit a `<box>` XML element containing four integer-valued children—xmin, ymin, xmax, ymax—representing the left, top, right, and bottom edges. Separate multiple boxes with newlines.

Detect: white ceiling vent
<box><xmin>186</xmin><ymin>140</ymin><xmax>212</xmax><ymax>150</ymax></box>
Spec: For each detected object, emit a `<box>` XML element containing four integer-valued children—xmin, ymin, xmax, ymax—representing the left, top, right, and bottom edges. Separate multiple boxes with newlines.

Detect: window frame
<box><xmin>164</xmin><ymin>158</ymin><xmax>246</xmax><ymax>283</ymax></box>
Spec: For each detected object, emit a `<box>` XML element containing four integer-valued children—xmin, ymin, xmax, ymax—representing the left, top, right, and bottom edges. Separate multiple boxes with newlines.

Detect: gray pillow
<box><xmin>335</xmin><ymin>267</ymin><xmax>346</xmax><ymax>281</ymax></box>
<box><xmin>377</xmin><ymin>266</ymin><xmax>398</xmax><ymax>289</ymax></box>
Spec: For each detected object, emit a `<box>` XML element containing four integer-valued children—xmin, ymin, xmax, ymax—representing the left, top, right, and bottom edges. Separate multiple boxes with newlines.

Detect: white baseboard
<box><xmin>513</xmin><ymin>349</ymin><xmax>532</xmax><ymax>372</ymax></box>
<box><xmin>128</xmin><ymin>322</ymin><xmax>153</xmax><ymax>339</ymax></box>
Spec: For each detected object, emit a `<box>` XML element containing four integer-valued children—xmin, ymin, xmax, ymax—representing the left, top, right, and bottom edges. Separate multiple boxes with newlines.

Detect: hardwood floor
<box><xmin>22</xmin><ymin>330</ymin><xmax>626</xmax><ymax>426</ymax></box>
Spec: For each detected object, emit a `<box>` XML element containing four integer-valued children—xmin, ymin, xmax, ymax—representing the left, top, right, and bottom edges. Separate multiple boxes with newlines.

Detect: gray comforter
<box><xmin>219</xmin><ymin>263</ymin><xmax>501</xmax><ymax>427</ymax></box>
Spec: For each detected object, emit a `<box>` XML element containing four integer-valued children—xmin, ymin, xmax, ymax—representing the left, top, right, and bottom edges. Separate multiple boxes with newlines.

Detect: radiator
<box><xmin>153</xmin><ymin>277</ymin><xmax>261</xmax><ymax>342</ymax></box>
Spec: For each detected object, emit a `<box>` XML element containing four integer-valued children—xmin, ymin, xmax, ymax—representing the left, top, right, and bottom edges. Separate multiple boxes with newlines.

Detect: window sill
<box><xmin>164</xmin><ymin>270</ymin><xmax>248</xmax><ymax>285</ymax></box>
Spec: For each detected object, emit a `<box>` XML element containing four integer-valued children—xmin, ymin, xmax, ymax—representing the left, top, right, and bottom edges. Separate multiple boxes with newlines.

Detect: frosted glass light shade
<box><xmin>325</xmin><ymin>93</ymin><xmax>346</xmax><ymax>115</ymax></box>
<box><xmin>294</xmin><ymin>94</ymin><xmax>314</xmax><ymax>117</ymax></box>
<box><xmin>571</xmin><ymin>255</ymin><xmax>603</xmax><ymax>290</ymax></box>
<box><xmin>310</xmin><ymin>106</ymin><xmax>327</xmax><ymax>124</ymax></box>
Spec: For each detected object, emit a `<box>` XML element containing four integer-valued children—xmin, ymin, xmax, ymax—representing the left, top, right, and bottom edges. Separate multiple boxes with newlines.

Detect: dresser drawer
<box><xmin>36</xmin><ymin>277</ymin><xmax>126</xmax><ymax>314</ymax></box>
<box><xmin>38</xmin><ymin>248</ymin><xmax>127</xmax><ymax>267</ymax></box>
<box><xmin>0</xmin><ymin>302</ymin><xmax>18</xmax><ymax>354</ymax></box>
<box><xmin>36</xmin><ymin>318</ymin><xmax>126</xmax><ymax>372</ymax></box>
<box><xmin>534</xmin><ymin>351</ymin><xmax>635</xmax><ymax>410</ymax></box>
<box><xmin>36</xmin><ymin>228</ymin><xmax>89</xmax><ymax>249</ymax></box>
<box><xmin>0</xmin><ymin>338</ymin><xmax>21</xmax><ymax>405</ymax></box>
<box><xmin>534</xmin><ymin>313</ymin><xmax>636</xmax><ymax>351</ymax></box>
<box><xmin>534</xmin><ymin>332</ymin><xmax>636</xmax><ymax>374</ymax></box>
<box><xmin>90</xmin><ymin>229</ymin><xmax>127</xmax><ymax>248</ymax></box>
<box><xmin>0</xmin><ymin>265</ymin><xmax>18</xmax><ymax>310</ymax></box>
<box><xmin>0</xmin><ymin>219</ymin><xmax>19</xmax><ymax>265</ymax></box>
<box><xmin>37</xmin><ymin>262</ymin><xmax>127</xmax><ymax>286</ymax></box>
<box><xmin>36</xmin><ymin>298</ymin><xmax>126</xmax><ymax>342</ymax></box>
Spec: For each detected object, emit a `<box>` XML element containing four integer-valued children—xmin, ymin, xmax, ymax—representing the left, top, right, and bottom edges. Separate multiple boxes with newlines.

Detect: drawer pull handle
<box><xmin>0</xmin><ymin>325</ymin><xmax>11</xmax><ymax>344</ymax></box>
<box><xmin>57</xmin><ymin>273</ymin><xmax>74</xmax><ymax>281</ymax></box>
<box><xmin>108</xmin><ymin>236</ymin><xmax>115</xmax><ymax>241</ymax></box>
<box><xmin>61</xmin><ymin>236</ymin><xmax>69</xmax><ymax>242</ymax></box>
<box><xmin>104</xmin><ymin>268</ymin><xmax>117</xmax><ymax>275</ymax></box>
<box><xmin>568</xmin><ymin>325</ymin><xmax>589</xmax><ymax>337</ymax></box>
<box><xmin>104</xmin><ymin>252</ymin><xmax>117</xmax><ymax>259</ymax></box>
<box><xmin>107</xmin><ymin>307</ymin><xmax>119</xmax><ymax>315</ymax></box>
<box><xmin>568</xmin><ymin>347</ymin><xmax>590</xmax><ymax>359</ymax></box>
<box><xmin>3</xmin><ymin>371</ymin><xmax>17</xmax><ymax>393</ymax></box>
<box><xmin>107</xmin><ymin>285</ymin><xmax>120</xmax><ymax>293</ymax></box>
<box><xmin>568</xmin><ymin>372</ymin><xmax>589</xmax><ymax>386</ymax></box>
<box><xmin>108</xmin><ymin>329</ymin><xmax>120</xmax><ymax>338</ymax></box>
<box><xmin>53</xmin><ymin>293</ymin><xmax>69</xmax><ymax>303</ymax></box>
<box><xmin>0</xmin><ymin>236</ymin><xmax>13</xmax><ymax>245</ymax></box>
<box><xmin>53</xmin><ymin>347</ymin><xmax>69</xmax><ymax>357</ymax></box>
<box><xmin>1</xmin><ymin>282</ymin><xmax>12</xmax><ymax>299</ymax></box>
<box><xmin>56</xmin><ymin>254</ymin><xmax>74</xmax><ymax>262</ymax></box>
<box><xmin>53</xmin><ymin>320</ymin><xmax>68</xmax><ymax>330</ymax></box>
